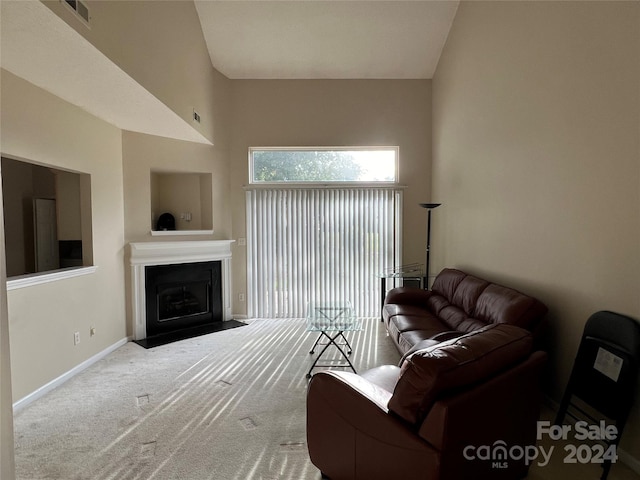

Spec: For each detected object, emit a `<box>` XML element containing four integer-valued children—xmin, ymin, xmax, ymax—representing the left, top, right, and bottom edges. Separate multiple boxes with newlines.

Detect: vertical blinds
<box><xmin>246</xmin><ymin>187</ymin><xmax>401</xmax><ymax>318</ymax></box>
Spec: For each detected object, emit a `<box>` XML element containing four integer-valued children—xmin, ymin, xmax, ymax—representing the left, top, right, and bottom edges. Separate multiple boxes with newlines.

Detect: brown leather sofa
<box><xmin>383</xmin><ymin>268</ymin><xmax>548</xmax><ymax>355</ymax></box>
<box><xmin>307</xmin><ymin>324</ymin><xmax>547</xmax><ymax>480</ymax></box>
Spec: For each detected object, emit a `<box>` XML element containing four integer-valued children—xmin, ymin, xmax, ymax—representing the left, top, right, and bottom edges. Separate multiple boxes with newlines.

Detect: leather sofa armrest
<box><xmin>413</xmin><ymin>351</ymin><xmax>547</xmax><ymax>479</ymax></box>
<box><xmin>307</xmin><ymin>370</ymin><xmax>432</xmax><ymax>448</ymax></box>
<box><xmin>398</xmin><ymin>338</ymin><xmax>440</xmax><ymax>366</ymax></box>
<box><xmin>309</xmin><ymin>370</ymin><xmax>392</xmax><ymax>417</ymax></box>
<box><xmin>384</xmin><ymin>286</ymin><xmax>433</xmax><ymax>306</ymax></box>
<box><xmin>307</xmin><ymin>370</ymin><xmax>439</xmax><ymax>479</ymax></box>
<box><xmin>419</xmin><ymin>351</ymin><xmax>547</xmax><ymax>450</ymax></box>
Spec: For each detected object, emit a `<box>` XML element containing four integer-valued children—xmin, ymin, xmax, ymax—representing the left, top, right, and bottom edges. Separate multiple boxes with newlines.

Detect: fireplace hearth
<box><xmin>145</xmin><ymin>261</ymin><xmax>222</xmax><ymax>338</ymax></box>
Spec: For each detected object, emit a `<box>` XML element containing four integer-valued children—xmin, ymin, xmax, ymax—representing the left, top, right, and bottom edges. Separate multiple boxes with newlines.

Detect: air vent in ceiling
<box><xmin>63</xmin><ymin>0</ymin><xmax>90</xmax><ymax>26</ymax></box>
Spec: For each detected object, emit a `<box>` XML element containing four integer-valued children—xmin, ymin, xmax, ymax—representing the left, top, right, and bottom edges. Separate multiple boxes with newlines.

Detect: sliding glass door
<box><xmin>246</xmin><ymin>187</ymin><xmax>401</xmax><ymax>318</ymax></box>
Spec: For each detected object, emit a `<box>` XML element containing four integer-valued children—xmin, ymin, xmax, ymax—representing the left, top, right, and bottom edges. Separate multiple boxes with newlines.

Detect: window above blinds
<box><xmin>249</xmin><ymin>147</ymin><xmax>398</xmax><ymax>184</ymax></box>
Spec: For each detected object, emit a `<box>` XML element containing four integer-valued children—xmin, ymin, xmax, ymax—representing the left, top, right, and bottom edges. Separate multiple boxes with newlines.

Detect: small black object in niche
<box><xmin>156</xmin><ymin>212</ymin><xmax>176</xmax><ymax>231</ymax></box>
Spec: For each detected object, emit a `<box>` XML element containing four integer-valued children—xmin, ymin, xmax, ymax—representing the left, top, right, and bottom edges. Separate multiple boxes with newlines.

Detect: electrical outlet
<box><xmin>74</xmin><ymin>331</ymin><xmax>80</xmax><ymax>345</ymax></box>
<box><xmin>90</xmin><ymin>327</ymin><xmax>96</xmax><ymax>337</ymax></box>
<box><xmin>238</xmin><ymin>238</ymin><xmax>246</xmax><ymax>246</ymax></box>
<box><xmin>239</xmin><ymin>293</ymin><xmax>245</xmax><ymax>302</ymax></box>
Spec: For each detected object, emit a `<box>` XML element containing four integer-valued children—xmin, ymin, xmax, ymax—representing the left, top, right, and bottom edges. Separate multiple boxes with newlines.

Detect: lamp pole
<box><xmin>419</xmin><ymin>203</ymin><xmax>441</xmax><ymax>289</ymax></box>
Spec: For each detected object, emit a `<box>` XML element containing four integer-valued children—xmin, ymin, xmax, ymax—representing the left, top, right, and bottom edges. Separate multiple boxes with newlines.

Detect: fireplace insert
<box><xmin>145</xmin><ymin>261</ymin><xmax>222</xmax><ymax>338</ymax></box>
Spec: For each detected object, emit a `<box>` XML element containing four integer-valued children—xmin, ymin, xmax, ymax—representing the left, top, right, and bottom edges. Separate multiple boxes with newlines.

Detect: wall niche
<box><xmin>150</xmin><ymin>171</ymin><xmax>213</xmax><ymax>234</ymax></box>
<box><xmin>1</xmin><ymin>156</ymin><xmax>93</xmax><ymax>277</ymax></box>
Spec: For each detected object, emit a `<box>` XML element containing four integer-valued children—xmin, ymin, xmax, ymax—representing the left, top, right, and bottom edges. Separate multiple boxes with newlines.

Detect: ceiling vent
<box><xmin>63</xmin><ymin>0</ymin><xmax>90</xmax><ymax>26</ymax></box>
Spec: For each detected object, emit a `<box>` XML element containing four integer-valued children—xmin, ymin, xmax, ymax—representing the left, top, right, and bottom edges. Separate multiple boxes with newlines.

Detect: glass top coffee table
<box><xmin>306</xmin><ymin>301</ymin><xmax>362</xmax><ymax>378</ymax></box>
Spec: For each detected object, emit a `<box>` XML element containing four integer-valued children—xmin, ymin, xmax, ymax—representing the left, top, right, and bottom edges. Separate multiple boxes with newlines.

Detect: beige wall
<box><xmin>433</xmin><ymin>0</ymin><xmax>640</xmax><ymax>457</ymax></box>
<box><xmin>0</xmin><ymin>165</ymin><xmax>15</xmax><ymax>480</ymax></box>
<box><xmin>1</xmin><ymin>69</ymin><xmax>126</xmax><ymax>401</ymax></box>
<box><xmin>121</xmin><ymin>57</ymin><xmax>232</xmax><ymax>247</ymax></box>
<box><xmin>43</xmin><ymin>0</ymin><xmax>217</xmax><ymax>144</ymax></box>
<box><xmin>229</xmin><ymin>80</ymin><xmax>432</xmax><ymax>316</ymax></box>
<box><xmin>122</xmin><ymin>133</ymin><xmax>231</xmax><ymax>243</ymax></box>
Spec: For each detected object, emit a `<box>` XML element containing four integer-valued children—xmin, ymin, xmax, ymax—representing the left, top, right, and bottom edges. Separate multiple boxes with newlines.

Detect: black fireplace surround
<box><xmin>145</xmin><ymin>261</ymin><xmax>222</xmax><ymax>338</ymax></box>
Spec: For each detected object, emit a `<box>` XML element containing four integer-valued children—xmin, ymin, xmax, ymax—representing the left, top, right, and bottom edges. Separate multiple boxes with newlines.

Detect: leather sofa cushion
<box><xmin>429</xmin><ymin>271</ymin><xmax>493</xmax><ymax>332</ymax></box>
<box><xmin>383</xmin><ymin>303</ymin><xmax>432</xmax><ymax>323</ymax></box>
<box><xmin>451</xmin><ymin>275</ymin><xmax>489</xmax><ymax>315</ymax></box>
<box><xmin>388</xmin><ymin>324</ymin><xmax>533</xmax><ymax>425</ymax></box>
<box><xmin>405</xmin><ymin>268</ymin><xmax>545</xmax><ymax>334</ymax></box>
<box><xmin>430</xmin><ymin>268</ymin><xmax>467</xmax><ymax>301</ymax></box>
<box><xmin>475</xmin><ymin>284</ymin><xmax>543</xmax><ymax>328</ymax></box>
<box><xmin>390</xmin><ymin>314</ymin><xmax>447</xmax><ymax>334</ymax></box>
<box><xmin>387</xmin><ymin>313</ymin><xmax>448</xmax><ymax>341</ymax></box>
<box><xmin>398</xmin><ymin>331</ymin><xmax>441</xmax><ymax>354</ymax></box>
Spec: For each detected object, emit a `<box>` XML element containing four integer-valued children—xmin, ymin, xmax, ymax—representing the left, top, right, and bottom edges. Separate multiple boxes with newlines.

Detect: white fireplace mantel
<box><xmin>129</xmin><ymin>240</ymin><xmax>235</xmax><ymax>340</ymax></box>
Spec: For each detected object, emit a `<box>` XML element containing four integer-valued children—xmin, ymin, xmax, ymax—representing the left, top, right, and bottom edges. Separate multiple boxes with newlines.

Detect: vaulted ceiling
<box><xmin>194</xmin><ymin>1</ymin><xmax>459</xmax><ymax>79</ymax></box>
<box><xmin>0</xmin><ymin>1</ymin><xmax>458</xmax><ymax>145</ymax></box>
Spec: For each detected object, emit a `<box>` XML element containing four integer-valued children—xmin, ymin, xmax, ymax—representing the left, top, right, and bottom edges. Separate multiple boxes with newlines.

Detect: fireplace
<box><xmin>145</xmin><ymin>261</ymin><xmax>222</xmax><ymax>338</ymax></box>
<box><xmin>129</xmin><ymin>240</ymin><xmax>234</xmax><ymax>341</ymax></box>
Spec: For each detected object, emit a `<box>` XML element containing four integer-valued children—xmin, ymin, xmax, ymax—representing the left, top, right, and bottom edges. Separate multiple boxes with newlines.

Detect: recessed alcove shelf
<box><xmin>150</xmin><ymin>229</ymin><xmax>214</xmax><ymax>236</ymax></box>
<box><xmin>150</xmin><ymin>171</ymin><xmax>213</xmax><ymax>233</ymax></box>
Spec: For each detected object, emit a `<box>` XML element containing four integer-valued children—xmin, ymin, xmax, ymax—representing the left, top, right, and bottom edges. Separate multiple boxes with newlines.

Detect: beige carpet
<box><xmin>13</xmin><ymin>318</ymin><xmax>400</xmax><ymax>480</ymax></box>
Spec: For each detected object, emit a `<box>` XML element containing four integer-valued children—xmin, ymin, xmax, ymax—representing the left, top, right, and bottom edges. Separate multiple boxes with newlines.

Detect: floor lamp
<box><xmin>419</xmin><ymin>203</ymin><xmax>441</xmax><ymax>289</ymax></box>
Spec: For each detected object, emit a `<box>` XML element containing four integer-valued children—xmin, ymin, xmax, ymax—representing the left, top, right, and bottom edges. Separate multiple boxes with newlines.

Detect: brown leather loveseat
<box><xmin>383</xmin><ymin>268</ymin><xmax>548</xmax><ymax>355</ymax></box>
<box><xmin>307</xmin><ymin>323</ymin><xmax>547</xmax><ymax>480</ymax></box>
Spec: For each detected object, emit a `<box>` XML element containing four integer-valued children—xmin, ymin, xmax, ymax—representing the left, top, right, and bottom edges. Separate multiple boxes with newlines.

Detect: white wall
<box><xmin>433</xmin><ymin>0</ymin><xmax>640</xmax><ymax>459</ymax></box>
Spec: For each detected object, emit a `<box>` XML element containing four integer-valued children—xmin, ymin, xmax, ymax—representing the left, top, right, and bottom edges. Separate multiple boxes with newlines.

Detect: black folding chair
<box><xmin>555</xmin><ymin>311</ymin><xmax>640</xmax><ymax>480</ymax></box>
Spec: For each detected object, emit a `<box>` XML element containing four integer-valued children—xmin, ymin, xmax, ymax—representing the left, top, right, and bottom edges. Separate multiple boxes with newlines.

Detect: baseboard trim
<box><xmin>543</xmin><ymin>394</ymin><xmax>640</xmax><ymax>475</ymax></box>
<box><xmin>13</xmin><ymin>336</ymin><xmax>130</xmax><ymax>412</ymax></box>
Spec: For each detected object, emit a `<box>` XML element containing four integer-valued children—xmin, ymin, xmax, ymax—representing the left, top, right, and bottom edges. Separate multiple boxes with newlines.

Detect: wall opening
<box><xmin>1</xmin><ymin>156</ymin><xmax>93</xmax><ymax>278</ymax></box>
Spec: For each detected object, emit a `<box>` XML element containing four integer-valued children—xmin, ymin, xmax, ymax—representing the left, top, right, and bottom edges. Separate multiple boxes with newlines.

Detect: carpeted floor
<box><xmin>13</xmin><ymin>318</ymin><xmax>400</xmax><ymax>480</ymax></box>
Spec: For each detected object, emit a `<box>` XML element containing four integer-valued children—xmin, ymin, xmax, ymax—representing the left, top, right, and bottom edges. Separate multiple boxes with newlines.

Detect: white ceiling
<box><xmin>194</xmin><ymin>0</ymin><xmax>459</xmax><ymax>79</ymax></box>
